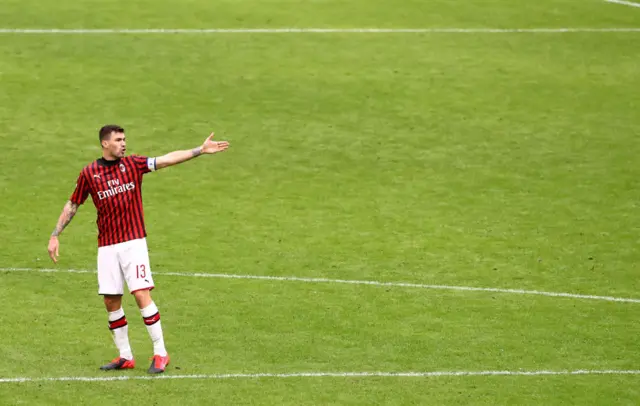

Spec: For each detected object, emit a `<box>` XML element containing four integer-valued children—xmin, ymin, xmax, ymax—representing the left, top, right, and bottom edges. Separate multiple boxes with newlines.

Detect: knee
<box><xmin>103</xmin><ymin>295</ymin><xmax>122</xmax><ymax>311</ymax></box>
<box><xmin>133</xmin><ymin>289</ymin><xmax>153</xmax><ymax>308</ymax></box>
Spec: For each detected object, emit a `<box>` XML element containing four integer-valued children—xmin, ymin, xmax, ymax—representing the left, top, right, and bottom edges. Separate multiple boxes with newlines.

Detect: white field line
<box><xmin>2</xmin><ymin>370</ymin><xmax>640</xmax><ymax>383</ymax></box>
<box><xmin>605</xmin><ymin>0</ymin><xmax>640</xmax><ymax>8</ymax></box>
<box><xmin>0</xmin><ymin>28</ymin><xmax>639</xmax><ymax>34</ymax></box>
<box><xmin>1</xmin><ymin>267</ymin><xmax>639</xmax><ymax>304</ymax></box>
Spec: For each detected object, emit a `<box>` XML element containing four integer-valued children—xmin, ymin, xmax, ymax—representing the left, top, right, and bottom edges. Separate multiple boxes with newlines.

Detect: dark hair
<box><xmin>99</xmin><ymin>125</ymin><xmax>125</xmax><ymax>142</ymax></box>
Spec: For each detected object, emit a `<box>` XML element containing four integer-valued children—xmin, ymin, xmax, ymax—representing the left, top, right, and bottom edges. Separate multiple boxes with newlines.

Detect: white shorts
<box><xmin>97</xmin><ymin>238</ymin><xmax>155</xmax><ymax>295</ymax></box>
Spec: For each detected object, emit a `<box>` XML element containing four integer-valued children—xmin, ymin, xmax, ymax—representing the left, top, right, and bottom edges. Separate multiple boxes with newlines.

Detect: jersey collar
<box><xmin>97</xmin><ymin>157</ymin><xmax>122</xmax><ymax>167</ymax></box>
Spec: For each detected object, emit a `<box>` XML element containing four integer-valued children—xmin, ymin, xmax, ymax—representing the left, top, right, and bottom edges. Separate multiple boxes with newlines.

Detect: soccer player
<box><xmin>47</xmin><ymin>125</ymin><xmax>229</xmax><ymax>374</ymax></box>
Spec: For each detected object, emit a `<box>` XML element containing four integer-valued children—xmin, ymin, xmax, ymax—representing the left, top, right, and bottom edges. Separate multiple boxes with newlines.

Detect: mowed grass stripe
<box><xmin>0</xmin><ymin>28</ymin><xmax>640</xmax><ymax>34</ymax></box>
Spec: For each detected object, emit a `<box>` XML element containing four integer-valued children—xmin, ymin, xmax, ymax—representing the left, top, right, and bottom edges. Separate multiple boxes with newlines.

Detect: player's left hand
<box><xmin>201</xmin><ymin>132</ymin><xmax>230</xmax><ymax>154</ymax></box>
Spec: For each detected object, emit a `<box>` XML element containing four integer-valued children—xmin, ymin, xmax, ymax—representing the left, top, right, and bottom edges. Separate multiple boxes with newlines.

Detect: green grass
<box><xmin>1</xmin><ymin>0</ymin><xmax>639</xmax><ymax>404</ymax></box>
<box><xmin>1</xmin><ymin>0</ymin><xmax>639</xmax><ymax>28</ymax></box>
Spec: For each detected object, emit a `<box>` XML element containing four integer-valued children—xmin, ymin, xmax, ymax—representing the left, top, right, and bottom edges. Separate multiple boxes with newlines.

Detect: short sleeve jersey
<box><xmin>70</xmin><ymin>155</ymin><xmax>157</xmax><ymax>247</ymax></box>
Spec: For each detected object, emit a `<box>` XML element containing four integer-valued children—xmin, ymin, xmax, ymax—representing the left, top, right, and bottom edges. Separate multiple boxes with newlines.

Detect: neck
<box><xmin>102</xmin><ymin>154</ymin><xmax>119</xmax><ymax>161</ymax></box>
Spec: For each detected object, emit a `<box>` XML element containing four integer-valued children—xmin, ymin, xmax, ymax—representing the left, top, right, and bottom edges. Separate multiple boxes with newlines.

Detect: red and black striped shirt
<box><xmin>70</xmin><ymin>155</ymin><xmax>157</xmax><ymax>247</ymax></box>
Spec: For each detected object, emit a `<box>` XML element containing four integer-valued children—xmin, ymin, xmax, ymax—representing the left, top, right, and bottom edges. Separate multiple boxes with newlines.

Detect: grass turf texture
<box><xmin>0</xmin><ymin>0</ymin><xmax>639</xmax><ymax>404</ymax></box>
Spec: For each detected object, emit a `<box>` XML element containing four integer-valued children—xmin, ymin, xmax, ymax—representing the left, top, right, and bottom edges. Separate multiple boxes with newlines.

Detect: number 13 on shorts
<box><xmin>127</xmin><ymin>259</ymin><xmax>154</xmax><ymax>293</ymax></box>
<box><xmin>97</xmin><ymin>238</ymin><xmax>155</xmax><ymax>295</ymax></box>
<box><xmin>136</xmin><ymin>264</ymin><xmax>147</xmax><ymax>279</ymax></box>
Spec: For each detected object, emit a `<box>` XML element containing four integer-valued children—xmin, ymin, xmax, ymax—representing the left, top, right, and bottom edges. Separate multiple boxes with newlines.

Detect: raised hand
<box><xmin>201</xmin><ymin>132</ymin><xmax>230</xmax><ymax>154</ymax></box>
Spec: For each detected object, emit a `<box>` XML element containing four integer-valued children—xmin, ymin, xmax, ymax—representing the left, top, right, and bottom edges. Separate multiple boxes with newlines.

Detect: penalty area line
<box><xmin>1</xmin><ymin>267</ymin><xmax>640</xmax><ymax>304</ymax></box>
<box><xmin>2</xmin><ymin>369</ymin><xmax>640</xmax><ymax>383</ymax></box>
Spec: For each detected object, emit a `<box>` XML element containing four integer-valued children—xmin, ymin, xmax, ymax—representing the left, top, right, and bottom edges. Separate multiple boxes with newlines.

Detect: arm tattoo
<box><xmin>191</xmin><ymin>147</ymin><xmax>202</xmax><ymax>157</ymax></box>
<box><xmin>51</xmin><ymin>201</ymin><xmax>79</xmax><ymax>237</ymax></box>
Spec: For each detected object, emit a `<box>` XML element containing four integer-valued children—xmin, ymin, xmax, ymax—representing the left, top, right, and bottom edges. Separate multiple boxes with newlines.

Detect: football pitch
<box><xmin>1</xmin><ymin>0</ymin><xmax>639</xmax><ymax>404</ymax></box>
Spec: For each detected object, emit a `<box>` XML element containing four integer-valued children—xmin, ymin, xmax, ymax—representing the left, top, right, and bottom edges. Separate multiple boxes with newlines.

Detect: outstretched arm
<box><xmin>156</xmin><ymin>132</ymin><xmax>230</xmax><ymax>170</ymax></box>
<box><xmin>48</xmin><ymin>200</ymin><xmax>80</xmax><ymax>263</ymax></box>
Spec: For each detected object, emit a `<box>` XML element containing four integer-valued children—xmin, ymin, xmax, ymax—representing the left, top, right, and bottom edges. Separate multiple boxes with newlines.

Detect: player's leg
<box><xmin>133</xmin><ymin>288</ymin><xmax>170</xmax><ymax>373</ymax></box>
<box><xmin>132</xmin><ymin>289</ymin><xmax>167</xmax><ymax>358</ymax></box>
<box><xmin>98</xmin><ymin>245</ymin><xmax>135</xmax><ymax>370</ymax></box>
<box><xmin>121</xmin><ymin>238</ymin><xmax>169</xmax><ymax>374</ymax></box>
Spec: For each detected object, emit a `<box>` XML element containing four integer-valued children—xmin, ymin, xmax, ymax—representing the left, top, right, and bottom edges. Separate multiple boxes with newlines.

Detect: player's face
<box><xmin>102</xmin><ymin>131</ymin><xmax>127</xmax><ymax>159</ymax></box>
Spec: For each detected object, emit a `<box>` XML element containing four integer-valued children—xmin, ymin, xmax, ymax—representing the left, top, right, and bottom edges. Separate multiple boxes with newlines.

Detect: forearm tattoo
<box><xmin>191</xmin><ymin>147</ymin><xmax>202</xmax><ymax>157</ymax></box>
<box><xmin>51</xmin><ymin>201</ymin><xmax>79</xmax><ymax>237</ymax></box>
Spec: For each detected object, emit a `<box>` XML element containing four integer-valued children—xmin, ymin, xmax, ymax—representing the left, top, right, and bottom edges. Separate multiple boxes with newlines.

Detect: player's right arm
<box><xmin>51</xmin><ymin>201</ymin><xmax>80</xmax><ymax>237</ymax></box>
<box><xmin>48</xmin><ymin>201</ymin><xmax>80</xmax><ymax>263</ymax></box>
<box><xmin>48</xmin><ymin>170</ymin><xmax>90</xmax><ymax>263</ymax></box>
